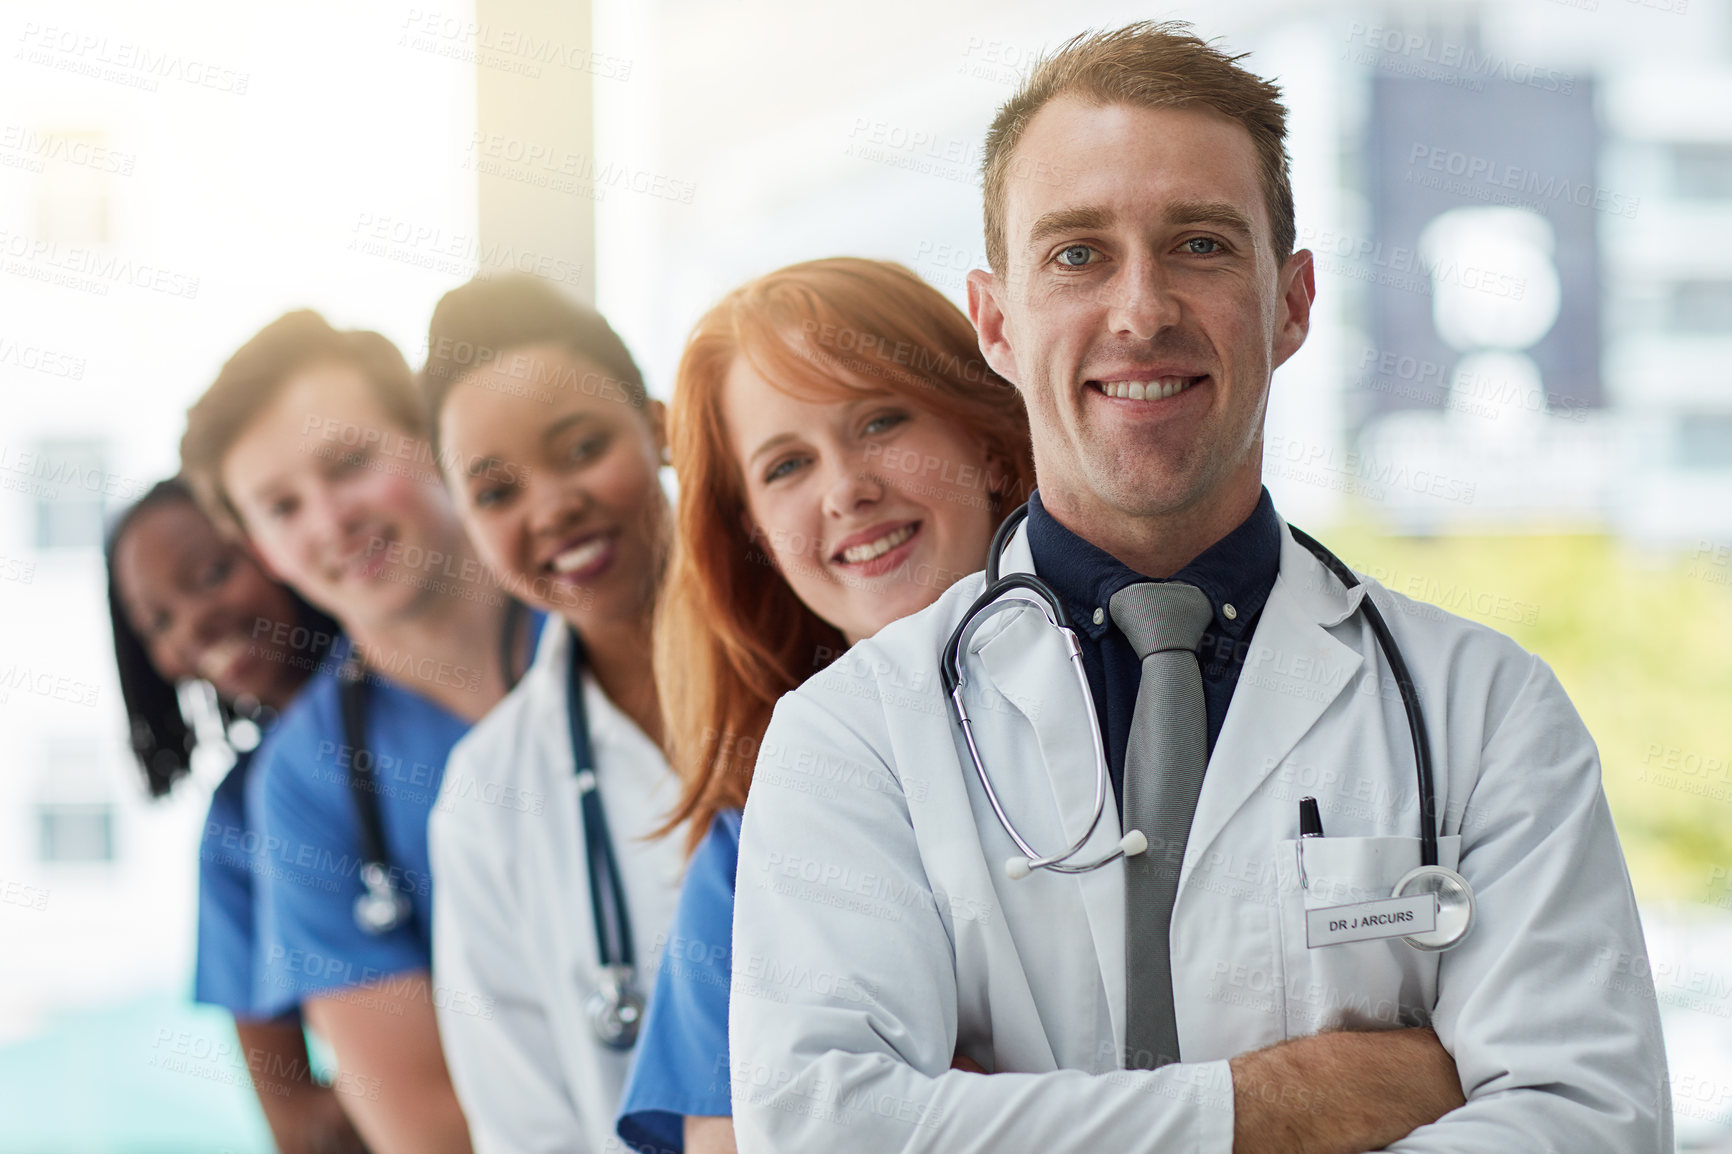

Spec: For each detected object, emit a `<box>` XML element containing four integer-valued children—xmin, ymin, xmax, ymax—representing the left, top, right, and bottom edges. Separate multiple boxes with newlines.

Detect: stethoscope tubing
<box><xmin>945</xmin><ymin>503</ymin><xmax>1445</xmax><ymax>877</ymax></box>
<box><xmin>567</xmin><ymin>636</ymin><xmax>636</xmax><ymax>973</ymax></box>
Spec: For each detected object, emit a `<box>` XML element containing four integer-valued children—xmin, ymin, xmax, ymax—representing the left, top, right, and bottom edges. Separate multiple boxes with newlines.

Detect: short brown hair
<box><xmin>420</xmin><ymin>273</ymin><xmax>647</xmax><ymax>455</ymax></box>
<box><xmin>180</xmin><ymin>310</ymin><xmax>418</xmax><ymax>531</ymax></box>
<box><xmin>982</xmin><ymin>21</ymin><xmax>1294</xmax><ymax>273</ymax></box>
<box><xmin>654</xmin><ymin>257</ymin><xmax>1036</xmax><ymax>854</ymax></box>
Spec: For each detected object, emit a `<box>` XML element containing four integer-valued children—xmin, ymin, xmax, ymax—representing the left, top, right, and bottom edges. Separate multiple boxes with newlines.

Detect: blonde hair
<box><xmin>982</xmin><ymin>20</ymin><xmax>1294</xmax><ymax>273</ymax></box>
<box><xmin>181</xmin><ymin>311</ymin><xmax>418</xmax><ymax>532</ymax></box>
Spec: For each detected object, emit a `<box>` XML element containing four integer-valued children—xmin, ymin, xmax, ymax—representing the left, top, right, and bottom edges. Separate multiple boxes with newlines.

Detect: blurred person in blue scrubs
<box><xmin>107</xmin><ymin>477</ymin><xmax>367</xmax><ymax>1154</ymax></box>
<box><xmin>420</xmin><ymin>274</ymin><xmax>688</xmax><ymax>1153</ymax></box>
<box><xmin>615</xmin><ymin>258</ymin><xmax>1035</xmax><ymax>1153</ymax></box>
<box><xmin>179</xmin><ymin>313</ymin><xmax>535</xmax><ymax>1154</ymax></box>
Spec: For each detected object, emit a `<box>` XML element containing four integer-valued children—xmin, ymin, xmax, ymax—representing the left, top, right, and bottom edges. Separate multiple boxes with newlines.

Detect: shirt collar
<box><xmin>1023</xmin><ymin>487</ymin><xmax>1283</xmax><ymax>642</ymax></box>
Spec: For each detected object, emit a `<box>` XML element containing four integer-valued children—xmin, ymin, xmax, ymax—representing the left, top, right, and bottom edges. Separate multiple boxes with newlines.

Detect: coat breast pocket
<box><xmin>1273</xmin><ymin>834</ymin><xmax>1460</xmax><ymax>1037</ymax></box>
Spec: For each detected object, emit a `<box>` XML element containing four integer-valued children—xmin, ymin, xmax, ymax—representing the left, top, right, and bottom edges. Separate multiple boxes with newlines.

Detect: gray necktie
<box><xmin>1109</xmin><ymin>580</ymin><xmax>1214</xmax><ymax>1070</ymax></box>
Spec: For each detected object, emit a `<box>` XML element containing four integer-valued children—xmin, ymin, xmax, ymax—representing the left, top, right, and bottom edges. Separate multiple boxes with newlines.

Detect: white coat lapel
<box><xmin>1182</xmin><ymin>522</ymin><xmax>1365</xmax><ymax>879</ymax></box>
<box><xmin>970</xmin><ymin>524</ymin><xmax>1129</xmax><ymax>1054</ymax></box>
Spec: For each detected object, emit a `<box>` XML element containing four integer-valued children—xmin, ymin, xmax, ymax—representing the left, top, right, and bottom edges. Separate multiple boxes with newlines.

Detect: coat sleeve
<box><xmin>729</xmin><ymin>681</ymin><xmax>1237</xmax><ymax>1154</ymax></box>
<box><xmin>1388</xmin><ymin>653</ymin><xmax>1672</xmax><ymax>1152</ymax></box>
<box><xmin>430</xmin><ymin>735</ymin><xmax>593</xmax><ymax>1154</ymax></box>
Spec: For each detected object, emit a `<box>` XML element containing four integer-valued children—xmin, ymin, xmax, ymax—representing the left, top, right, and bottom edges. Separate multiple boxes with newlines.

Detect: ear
<box><xmin>966</xmin><ymin>268</ymin><xmax>1021</xmax><ymax>388</ymax></box>
<box><xmin>1271</xmin><ymin>249</ymin><xmax>1315</xmax><ymax>371</ymax></box>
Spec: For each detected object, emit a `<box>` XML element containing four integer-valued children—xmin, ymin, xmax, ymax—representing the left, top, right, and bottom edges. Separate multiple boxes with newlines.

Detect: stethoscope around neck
<box><xmin>939</xmin><ymin>502</ymin><xmax>1475</xmax><ymax>951</ymax></box>
<box><xmin>339</xmin><ymin>611</ymin><xmax>645</xmax><ymax>1047</ymax></box>
<box><xmin>343</xmin><ymin>603</ymin><xmax>530</xmax><ymax>939</ymax></box>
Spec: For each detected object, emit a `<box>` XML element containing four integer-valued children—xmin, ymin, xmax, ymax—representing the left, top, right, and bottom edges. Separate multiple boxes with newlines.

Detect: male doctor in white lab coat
<box><xmin>729</xmin><ymin>20</ymin><xmax>1670</xmax><ymax>1154</ymax></box>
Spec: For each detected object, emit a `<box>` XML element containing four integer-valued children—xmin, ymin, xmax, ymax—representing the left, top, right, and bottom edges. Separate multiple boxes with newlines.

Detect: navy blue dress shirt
<box><xmin>1024</xmin><ymin>487</ymin><xmax>1284</xmax><ymax>808</ymax></box>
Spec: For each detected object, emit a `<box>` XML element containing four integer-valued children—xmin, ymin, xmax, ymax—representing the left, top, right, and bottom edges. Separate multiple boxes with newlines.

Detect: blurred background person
<box><xmin>420</xmin><ymin>273</ymin><xmax>688</xmax><ymax>1153</ymax></box>
<box><xmin>106</xmin><ymin>477</ymin><xmax>367</xmax><ymax>1153</ymax></box>
<box><xmin>179</xmin><ymin>313</ymin><xmax>536</xmax><ymax>1154</ymax></box>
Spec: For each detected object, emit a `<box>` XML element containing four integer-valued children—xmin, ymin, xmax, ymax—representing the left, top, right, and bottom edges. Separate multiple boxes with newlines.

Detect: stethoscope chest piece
<box><xmin>354</xmin><ymin>861</ymin><xmax>412</xmax><ymax>935</ymax></box>
<box><xmin>586</xmin><ymin>964</ymin><xmax>645</xmax><ymax>1051</ymax></box>
<box><xmin>1393</xmin><ymin>864</ymin><xmax>1475</xmax><ymax>951</ymax></box>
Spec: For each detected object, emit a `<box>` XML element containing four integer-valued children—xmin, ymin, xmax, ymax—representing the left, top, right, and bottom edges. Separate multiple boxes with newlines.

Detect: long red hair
<box><xmin>655</xmin><ymin>257</ymin><xmax>1035</xmax><ymax>853</ymax></box>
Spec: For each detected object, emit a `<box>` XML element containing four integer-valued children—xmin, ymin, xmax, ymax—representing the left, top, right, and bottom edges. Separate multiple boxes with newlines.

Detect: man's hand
<box><xmin>1230</xmin><ymin>1027</ymin><xmax>1465</xmax><ymax>1154</ymax></box>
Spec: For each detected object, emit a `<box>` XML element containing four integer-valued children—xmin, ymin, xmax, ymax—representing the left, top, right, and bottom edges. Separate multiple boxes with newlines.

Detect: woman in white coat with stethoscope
<box><xmin>421</xmin><ymin>275</ymin><xmax>688</xmax><ymax>1153</ymax></box>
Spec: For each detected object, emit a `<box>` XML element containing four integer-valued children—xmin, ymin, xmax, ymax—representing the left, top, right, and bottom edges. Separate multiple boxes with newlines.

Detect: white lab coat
<box><xmin>730</xmin><ymin>518</ymin><xmax>1671</xmax><ymax>1153</ymax></box>
<box><xmin>431</xmin><ymin>619</ymin><xmax>686</xmax><ymax>1154</ymax></box>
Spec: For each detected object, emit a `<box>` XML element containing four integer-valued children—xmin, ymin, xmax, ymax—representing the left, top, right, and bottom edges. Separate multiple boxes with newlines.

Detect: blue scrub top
<box><xmin>617</xmin><ymin>808</ymin><xmax>742</xmax><ymax>1154</ymax></box>
<box><xmin>194</xmin><ymin>748</ymin><xmax>274</xmax><ymax>1017</ymax></box>
<box><xmin>250</xmin><ymin>651</ymin><xmax>471</xmax><ymax>1017</ymax></box>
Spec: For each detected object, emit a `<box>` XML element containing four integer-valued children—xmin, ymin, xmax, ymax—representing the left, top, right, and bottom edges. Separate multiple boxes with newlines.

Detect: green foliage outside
<box><xmin>1328</xmin><ymin>525</ymin><xmax>1732</xmax><ymax>907</ymax></box>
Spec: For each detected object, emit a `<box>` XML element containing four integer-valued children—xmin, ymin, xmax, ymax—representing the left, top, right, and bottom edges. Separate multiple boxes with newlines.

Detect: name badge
<box><xmin>1305</xmin><ymin>893</ymin><xmax>1437</xmax><ymax>948</ymax></box>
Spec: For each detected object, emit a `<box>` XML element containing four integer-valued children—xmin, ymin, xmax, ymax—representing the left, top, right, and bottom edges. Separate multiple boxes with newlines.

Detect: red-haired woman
<box><xmin>615</xmin><ymin>258</ymin><xmax>1035</xmax><ymax>1154</ymax></box>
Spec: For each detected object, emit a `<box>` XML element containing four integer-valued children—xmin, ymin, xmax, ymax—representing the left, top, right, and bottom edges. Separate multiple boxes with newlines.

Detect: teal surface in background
<box><xmin>0</xmin><ymin>996</ymin><xmax>272</xmax><ymax>1153</ymax></box>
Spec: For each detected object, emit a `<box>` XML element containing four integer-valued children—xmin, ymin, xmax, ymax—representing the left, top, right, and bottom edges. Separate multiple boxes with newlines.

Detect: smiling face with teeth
<box><xmin>438</xmin><ymin>342</ymin><xmax>670</xmax><ymax>632</ymax></box>
<box><xmin>222</xmin><ymin>361</ymin><xmax>473</xmax><ymax>630</ymax></box>
<box><xmin>968</xmin><ymin>98</ymin><xmax>1315</xmax><ymax>574</ymax></box>
<box><xmin>113</xmin><ymin>496</ymin><xmax>308</xmax><ymax>709</ymax></box>
<box><xmin>721</xmin><ymin>357</ymin><xmax>1000</xmax><ymax>645</ymax></box>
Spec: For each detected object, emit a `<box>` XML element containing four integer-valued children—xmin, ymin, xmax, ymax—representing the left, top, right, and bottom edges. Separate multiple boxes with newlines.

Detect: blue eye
<box><xmin>1055</xmin><ymin>244</ymin><xmax>1098</xmax><ymax>268</ymax></box>
<box><xmin>765</xmin><ymin>456</ymin><xmax>806</xmax><ymax>483</ymax></box>
<box><xmin>1183</xmin><ymin>237</ymin><xmax>1222</xmax><ymax>254</ymax></box>
<box><xmin>863</xmin><ymin>412</ymin><xmax>907</xmax><ymax>436</ymax></box>
<box><xmin>472</xmin><ymin>486</ymin><xmax>509</xmax><ymax>510</ymax></box>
